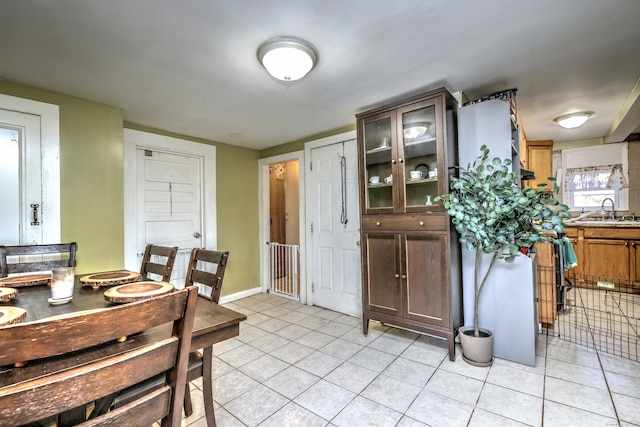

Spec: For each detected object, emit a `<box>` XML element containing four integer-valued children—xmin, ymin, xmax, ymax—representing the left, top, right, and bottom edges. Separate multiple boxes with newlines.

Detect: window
<box><xmin>561</xmin><ymin>143</ymin><xmax>629</xmax><ymax>212</ymax></box>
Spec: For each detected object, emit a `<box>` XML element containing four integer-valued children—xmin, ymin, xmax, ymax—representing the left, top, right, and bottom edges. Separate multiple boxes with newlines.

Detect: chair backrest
<box><xmin>0</xmin><ymin>286</ymin><xmax>197</xmax><ymax>427</ymax></box>
<box><xmin>184</xmin><ymin>249</ymin><xmax>229</xmax><ymax>303</ymax></box>
<box><xmin>0</xmin><ymin>242</ymin><xmax>78</xmax><ymax>277</ymax></box>
<box><xmin>140</xmin><ymin>244</ymin><xmax>178</xmax><ymax>282</ymax></box>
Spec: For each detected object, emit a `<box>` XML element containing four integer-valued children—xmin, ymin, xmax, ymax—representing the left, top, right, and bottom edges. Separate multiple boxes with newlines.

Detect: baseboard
<box><xmin>219</xmin><ymin>286</ymin><xmax>262</xmax><ymax>304</ymax></box>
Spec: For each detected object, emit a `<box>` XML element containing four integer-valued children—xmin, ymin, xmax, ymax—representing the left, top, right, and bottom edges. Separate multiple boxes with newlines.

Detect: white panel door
<box><xmin>136</xmin><ymin>148</ymin><xmax>202</xmax><ymax>287</ymax></box>
<box><xmin>310</xmin><ymin>139</ymin><xmax>361</xmax><ymax>316</ymax></box>
<box><xmin>0</xmin><ymin>109</ymin><xmax>42</xmax><ymax>246</ymax></box>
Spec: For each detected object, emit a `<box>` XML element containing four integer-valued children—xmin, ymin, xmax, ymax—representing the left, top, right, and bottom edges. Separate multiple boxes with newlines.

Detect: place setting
<box><xmin>80</xmin><ymin>270</ymin><xmax>142</xmax><ymax>289</ymax></box>
<box><xmin>103</xmin><ymin>281</ymin><xmax>174</xmax><ymax>304</ymax></box>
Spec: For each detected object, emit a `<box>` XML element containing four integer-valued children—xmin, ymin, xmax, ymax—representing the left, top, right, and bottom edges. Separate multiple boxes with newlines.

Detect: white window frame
<box><xmin>561</xmin><ymin>142</ymin><xmax>629</xmax><ymax>212</ymax></box>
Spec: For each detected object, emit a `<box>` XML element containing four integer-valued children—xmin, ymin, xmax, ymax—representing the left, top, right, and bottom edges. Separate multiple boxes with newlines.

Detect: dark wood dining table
<box><xmin>0</xmin><ymin>271</ymin><xmax>246</xmax><ymax>425</ymax></box>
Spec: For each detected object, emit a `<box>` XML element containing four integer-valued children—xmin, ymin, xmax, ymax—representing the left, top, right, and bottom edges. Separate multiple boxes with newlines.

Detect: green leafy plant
<box><xmin>436</xmin><ymin>145</ymin><xmax>570</xmax><ymax>337</ymax></box>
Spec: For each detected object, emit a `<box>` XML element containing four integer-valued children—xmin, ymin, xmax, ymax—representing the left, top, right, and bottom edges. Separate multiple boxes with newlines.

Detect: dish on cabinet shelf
<box><xmin>415</xmin><ymin>163</ymin><xmax>430</xmax><ymax>176</ymax></box>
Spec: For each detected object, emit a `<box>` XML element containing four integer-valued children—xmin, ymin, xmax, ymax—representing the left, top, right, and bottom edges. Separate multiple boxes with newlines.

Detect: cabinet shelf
<box><xmin>367</xmin><ymin>182</ymin><xmax>392</xmax><ymax>188</ymax></box>
<box><xmin>406</xmin><ymin>177</ymin><xmax>437</xmax><ymax>184</ymax></box>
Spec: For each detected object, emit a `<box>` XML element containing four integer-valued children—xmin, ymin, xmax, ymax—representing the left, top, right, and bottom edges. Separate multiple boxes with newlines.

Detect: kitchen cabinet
<box><xmin>584</xmin><ymin>238</ymin><xmax>630</xmax><ymax>281</ymax></box>
<box><xmin>535</xmin><ymin>242</ymin><xmax>556</xmax><ymax>324</ymax></box>
<box><xmin>565</xmin><ymin>225</ymin><xmax>640</xmax><ymax>293</ymax></box>
<box><xmin>357</xmin><ymin>87</ymin><xmax>461</xmax><ymax>360</ymax></box>
<box><xmin>524</xmin><ymin>140</ymin><xmax>553</xmax><ymax>190</ymax></box>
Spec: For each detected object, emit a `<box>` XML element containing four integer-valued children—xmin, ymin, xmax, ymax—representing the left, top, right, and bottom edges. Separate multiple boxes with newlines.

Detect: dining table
<box><xmin>0</xmin><ymin>271</ymin><xmax>247</xmax><ymax>426</ymax></box>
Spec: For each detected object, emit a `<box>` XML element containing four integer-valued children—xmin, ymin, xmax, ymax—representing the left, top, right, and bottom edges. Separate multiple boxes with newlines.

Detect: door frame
<box><xmin>304</xmin><ymin>130</ymin><xmax>357</xmax><ymax>308</ymax></box>
<box><xmin>258</xmin><ymin>151</ymin><xmax>306</xmax><ymax>300</ymax></box>
<box><xmin>123</xmin><ymin>129</ymin><xmax>216</xmax><ymax>270</ymax></box>
<box><xmin>0</xmin><ymin>94</ymin><xmax>60</xmax><ymax>244</ymax></box>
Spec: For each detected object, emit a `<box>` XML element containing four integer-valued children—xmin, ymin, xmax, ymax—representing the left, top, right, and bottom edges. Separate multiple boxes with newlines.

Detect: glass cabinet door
<box><xmin>399</xmin><ymin>102</ymin><xmax>439</xmax><ymax>210</ymax></box>
<box><xmin>363</xmin><ymin>115</ymin><xmax>394</xmax><ymax>212</ymax></box>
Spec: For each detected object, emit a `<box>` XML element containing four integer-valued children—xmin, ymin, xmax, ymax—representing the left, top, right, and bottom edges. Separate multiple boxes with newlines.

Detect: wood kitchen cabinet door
<box><xmin>525</xmin><ymin>140</ymin><xmax>553</xmax><ymax>190</ymax></box>
<box><xmin>403</xmin><ymin>233</ymin><xmax>448</xmax><ymax>327</ymax></box>
<box><xmin>584</xmin><ymin>238</ymin><xmax>630</xmax><ymax>281</ymax></box>
<box><xmin>362</xmin><ymin>232</ymin><xmax>400</xmax><ymax>317</ymax></box>
<box><xmin>631</xmin><ymin>241</ymin><xmax>640</xmax><ymax>290</ymax></box>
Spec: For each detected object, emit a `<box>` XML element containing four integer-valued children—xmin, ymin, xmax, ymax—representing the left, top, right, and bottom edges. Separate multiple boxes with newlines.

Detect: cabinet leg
<box><xmin>448</xmin><ymin>337</ymin><xmax>455</xmax><ymax>361</ymax></box>
<box><xmin>363</xmin><ymin>317</ymin><xmax>369</xmax><ymax>335</ymax></box>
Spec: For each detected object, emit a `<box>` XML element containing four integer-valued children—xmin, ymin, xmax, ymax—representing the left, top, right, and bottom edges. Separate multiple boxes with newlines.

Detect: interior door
<box><xmin>309</xmin><ymin>139</ymin><xmax>361</xmax><ymax>316</ymax></box>
<box><xmin>0</xmin><ymin>109</ymin><xmax>42</xmax><ymax>246</ymax></box>
<box><xmin>136</xmin><ymin>148</ymin><xmax>202</xmax><ymax>287</ymax></box>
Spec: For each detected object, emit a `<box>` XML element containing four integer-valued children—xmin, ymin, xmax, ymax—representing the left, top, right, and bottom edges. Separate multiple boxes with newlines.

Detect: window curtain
<box><xmin>564</xmin><ymin>164</ymin><xmax>628</xmax><ymax>191</ymax></box>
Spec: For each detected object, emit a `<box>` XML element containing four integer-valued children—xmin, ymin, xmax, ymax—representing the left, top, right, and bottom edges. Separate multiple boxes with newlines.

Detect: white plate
<box><xmin>48</xmin><ymin>296</ymin><xmax>73</xmax><ymax>305</ymax></box>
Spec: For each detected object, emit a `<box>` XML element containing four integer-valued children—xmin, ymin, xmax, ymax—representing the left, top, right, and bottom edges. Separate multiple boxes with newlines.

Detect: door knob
<box><xmin>193</xmin><ymin>232</ymin><xmax>201</xmax><ymax>238</ymax></box>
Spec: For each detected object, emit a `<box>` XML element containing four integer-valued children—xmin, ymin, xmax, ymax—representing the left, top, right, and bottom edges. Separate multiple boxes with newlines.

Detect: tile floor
<box><xmin>178</xmin><ymin>293</ymin><xmax>640</xmax><ymax>427</ymax></box>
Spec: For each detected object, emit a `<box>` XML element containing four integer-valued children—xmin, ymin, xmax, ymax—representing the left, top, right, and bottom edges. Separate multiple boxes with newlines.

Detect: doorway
<box><xmin>0</xmin><ymin>95</ymin><xmax>60</xmax><ymax>246</ymax></box>
<box><xmin>123</xmin><ymin>129</ymin><xmax>217</xmax><ymax>287</ymax></box>
<box><xmin>304</xmin><ymin>131</ymin><xmax>361</xmax><ymax>316</ymax></box>
<box><xmin>268</xmin><ymin>160</ymin><xmax>300</xmax><ymax>299</ymax></box>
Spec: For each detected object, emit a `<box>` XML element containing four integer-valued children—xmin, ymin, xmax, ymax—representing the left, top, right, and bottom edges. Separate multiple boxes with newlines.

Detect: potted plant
<box><xmin>436</xmin><ymin>145</ymin><xmax>569</xmax><ymax>366</ymax></box>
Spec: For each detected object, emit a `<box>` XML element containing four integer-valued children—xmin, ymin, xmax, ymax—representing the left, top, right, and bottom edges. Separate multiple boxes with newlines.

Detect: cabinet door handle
<box><xmin>401</xmin><ymin>274</ymin><xmax>407</xmax><ymax>279</ymax></box>
<box><xmin>625</xmin><ymin>241</ymin><xmax>629</xmax><ymax>247</ymax></box>
<box><xmin>399</xmin><ymin>158</ymin><xmax>404</xmax><ymax>163</ymax></box>
<box><xmin>419</xmin><ymin>221</ymin><xmax>424</xmax><ymax>226</ymax></box>
<box><xmin>395</xmin><ymin>274</ymin><xmax>400</xmax><ymax>279</ymax></box>
<box><xmin>632</xmin><ymin>242</ymin><xmax>636</xmax><ymax>249</ymax></box>
<box><xmin>392</xmin><ymin>159</ymin><xmax>397</xmax><ymax>164</ymax></box>
<box><xmin>376</xmin><ymin>222</ymin><xmax>381</xmax><ymax>227</ymax></box>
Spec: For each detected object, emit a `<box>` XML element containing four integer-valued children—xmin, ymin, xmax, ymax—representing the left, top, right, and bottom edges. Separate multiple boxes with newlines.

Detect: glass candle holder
<box><xmin>51</xmin><ymin>267</ymin><xmax>75</xmax><ymax>301</ymax></box>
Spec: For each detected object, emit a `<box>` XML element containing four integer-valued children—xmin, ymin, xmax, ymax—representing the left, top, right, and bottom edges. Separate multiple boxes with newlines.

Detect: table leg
<box><xmin>202</xmin><ymin>346</ymin><xmax>216</xmax><ymax>427</ymax></box>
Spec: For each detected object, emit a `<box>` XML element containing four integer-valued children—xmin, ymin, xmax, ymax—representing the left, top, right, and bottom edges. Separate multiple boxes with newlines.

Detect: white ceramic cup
<box><xmin>384</xmin><ymin>175</ymin><xmax>392</xmax><ymax>184</ymax></box>
<box><xmin>369</xmin><ymin>176</ymin><xmax>380</xmax><ymax>184</ymax></box>
<box><xmin>380</xmin><ymin>137</ymin><xmax>390</xmax><ymax>147</ymax></box>
<box><xmin>51</xmin><ymin>267</ymin><xmax>74</xmax><ymax>300</ymax></box>
<box><xmin>410</xmin><ymin>170</ymin><xmax>423</xmax><ymax>180</ymax></box>
<box><xmin>428</xmin><ymin>170</ymin><xmax>437</xmax><ymax>178</ymax></box>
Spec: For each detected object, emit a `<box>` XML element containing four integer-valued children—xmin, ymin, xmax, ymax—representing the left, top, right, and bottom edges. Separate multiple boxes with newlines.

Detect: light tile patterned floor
<box><xmin>178</xmin><ymin>293</ymin><xmax>640</xmax><ymax>427</ymax></box>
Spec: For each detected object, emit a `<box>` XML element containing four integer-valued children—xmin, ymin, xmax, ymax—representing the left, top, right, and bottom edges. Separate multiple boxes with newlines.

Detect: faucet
<box><xmin>601</xmin><ymin>197</ymin><xmax>615</xmax><ymax>220</ymax></box>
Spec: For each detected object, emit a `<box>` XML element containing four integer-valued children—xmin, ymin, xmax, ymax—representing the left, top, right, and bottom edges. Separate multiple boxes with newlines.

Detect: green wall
<box><xmin>0</xmin><ymin>80</ymin><xmax>260</xmax><ymax>297</ymax></box>
<box><xmin>0</xmin><ymin>80</ymin><xmax>124</xmax><ymax>274</ymax></box>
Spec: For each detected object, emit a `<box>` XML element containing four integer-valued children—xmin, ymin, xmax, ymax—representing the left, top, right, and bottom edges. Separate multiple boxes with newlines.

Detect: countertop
<box><xmin>564</xmin><ymin>219</ymin><xmax>640</xmax><ymax>228</ymax></box>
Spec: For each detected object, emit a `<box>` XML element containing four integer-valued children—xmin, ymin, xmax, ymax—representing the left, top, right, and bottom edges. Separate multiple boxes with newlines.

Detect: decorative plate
<box><xmin>415</xmin><ymin>163</ymin><xmax>430</xmax><ymax>176</ymax></box>
<box><xmin>0</xmin><ymin>287</ymin><xmax>18</xmax><ymax>303</ymax></box>
<box><xmin>0</xmin><ymin>274</ymin><xmax>50</xmax><ymax>288</ymax></box>
<box><xmin>81</xmin><ymin>271</ymin><xmax>142</xmax><ymax>288</ymax></box>
<box><xmin>104</xmin><ymin>281</ymin><xmax>174</xmax><ymax>304</ymax></box>
<box><xmin>0</xmin><ymin>307</ymin><xmax>27</xmax><ymax>326</ymax></box>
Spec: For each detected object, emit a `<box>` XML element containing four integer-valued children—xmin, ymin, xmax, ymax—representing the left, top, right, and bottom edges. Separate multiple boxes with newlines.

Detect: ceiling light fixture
<box><xmin>553</xmin><ymin>111</ymin><xmax>593</xmax><ymax>129</ymax></box>
<box><xmin>257</xmin><ymin>36</ymin><xmax>318</xmax><ymax>81</ymax></box>
<box><xmin>403</xmin><ymin>122</ymin><xmax>430</xmax><ymax>139</ymax></box>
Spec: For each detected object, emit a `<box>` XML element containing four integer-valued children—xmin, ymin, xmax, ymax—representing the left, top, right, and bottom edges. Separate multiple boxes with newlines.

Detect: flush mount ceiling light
<box><xmin>553</xmin><ymin>111</ymin><xmax>594</xmax><ymax>129</ymax></box>
<box><xmin>403</xmin><ymin>122</ymin><xmax>430</xmax><ymax>139</ymax></box>
<box><xmin>257</xmin><ymin>36</ymin><xmax>318</xmax><ymax>81</ymax></box>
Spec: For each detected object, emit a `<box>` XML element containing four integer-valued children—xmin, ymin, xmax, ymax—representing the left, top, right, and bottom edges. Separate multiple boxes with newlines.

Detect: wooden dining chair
<box><xmin>182</xmin><ymin>249</ymin><xmax>230</xmax><ymax>426</ymax></box>
<box><xmin>111</xmin><ymin>249</ymin><xmax>229</xmax><ymax>427</ymax></box>
<box><xmin>0</xmin><ymin>286</ymin><xmax>198</xmax><ymax>427</ymax></box>
<box><xmin>0</xmin><ymin>242</ymin><xmax>78</xmax><ymax>277</ymax></box>
<box><xmin>139</xmin><ymin>243</ymin><xmax>178</xmax><ymax>282</ymax></box>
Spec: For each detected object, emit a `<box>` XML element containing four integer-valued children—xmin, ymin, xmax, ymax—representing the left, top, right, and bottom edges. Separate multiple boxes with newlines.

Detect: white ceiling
<box><xmin>1</xmin><ymin>0</ymin><xmax>639</xmax><ymax>150</ymax></box>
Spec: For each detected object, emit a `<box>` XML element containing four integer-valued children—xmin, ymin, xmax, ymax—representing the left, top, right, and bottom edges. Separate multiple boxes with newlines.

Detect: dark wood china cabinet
<box><xmin>357</xmin><ymin>87</ymin><xmax>462</xmax><ymax>360</ymax></box>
